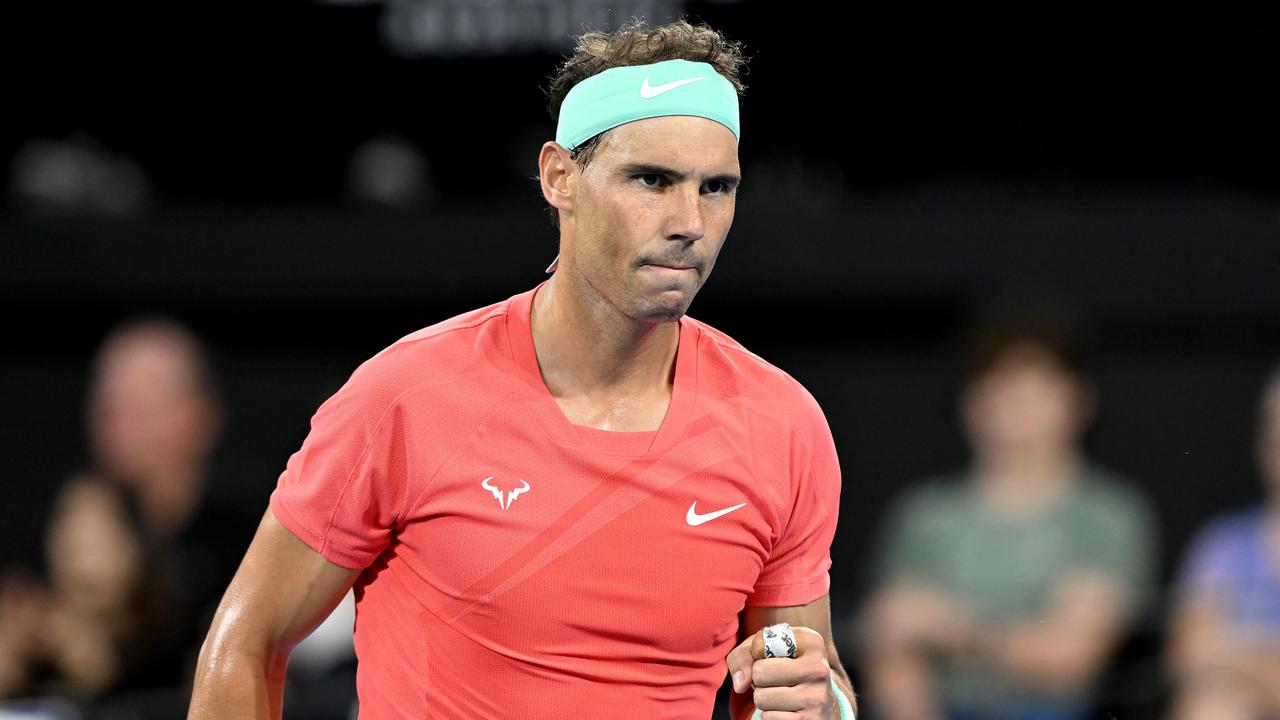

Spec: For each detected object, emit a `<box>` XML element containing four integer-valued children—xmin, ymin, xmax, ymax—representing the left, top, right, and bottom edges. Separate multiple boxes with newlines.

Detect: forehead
<box><xmin>595</xmin><ymin>115</ymin><xmax>739</xmax><ymax>169</ymax></box>
<box><xmin>94</xmin><ymin>332</ymin><xmax>204</xmax><ymax>399</ymax></box>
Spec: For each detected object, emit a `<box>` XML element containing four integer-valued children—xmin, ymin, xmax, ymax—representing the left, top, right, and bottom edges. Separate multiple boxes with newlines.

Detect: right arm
<box><xmin>188</xmin><ymin>509</ymin><xmax>361</xmax><ymax>720</ymax></box>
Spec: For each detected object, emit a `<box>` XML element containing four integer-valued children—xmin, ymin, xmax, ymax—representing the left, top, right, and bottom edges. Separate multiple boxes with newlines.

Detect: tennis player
<box><xmin>189</xmin><ymin>18</ymin><xmax>855</xmax><ymax>719</ymax></box>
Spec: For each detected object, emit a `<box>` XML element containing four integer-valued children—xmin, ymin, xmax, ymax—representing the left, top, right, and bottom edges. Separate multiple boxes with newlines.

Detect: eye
<box><xmin>636</xmin><ymin>174</ymin><xmax>666</xmax><ymax>188</ymax></box>
<box><xmin>703</xmin><ymin>180</ymin><xmax>727</xmax><ymax>195</ymax></box>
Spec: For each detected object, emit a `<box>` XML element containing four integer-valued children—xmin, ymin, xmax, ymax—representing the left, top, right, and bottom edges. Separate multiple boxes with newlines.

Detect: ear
<box><xmin>192</xmin><ymin>392</ymin><xmax>226</xmax><ymax>458</ymax></box>
<box><xmin>539</xmin><ymin>141</ymin><xmax>577</xmax><ymax>216</ymax></box>
<box><xmin>958</xmin><ymin>381</ymin><xmax>983</xmax><ymax>438</ymax></box>
<box><xmin>1073</xmin><ymin>378</ymin><xmax>1099</xmax><ymax>430</ymax></box>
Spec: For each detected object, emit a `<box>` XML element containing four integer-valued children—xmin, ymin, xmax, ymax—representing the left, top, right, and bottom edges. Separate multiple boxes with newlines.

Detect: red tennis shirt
<box><xmin>270</xmin><ymin>282</ymin><xmax>841</xmax><ymax>718</ymax></box>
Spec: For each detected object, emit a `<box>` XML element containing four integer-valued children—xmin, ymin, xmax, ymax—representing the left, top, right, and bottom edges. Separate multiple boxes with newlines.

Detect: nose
<box><xmin>666</xmin><ymin>184</ymin><xmax>706</xmax><ymax>242</ymax></box>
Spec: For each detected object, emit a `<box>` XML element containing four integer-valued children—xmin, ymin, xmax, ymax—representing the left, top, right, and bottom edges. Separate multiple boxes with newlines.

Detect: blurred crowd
<box><xmin>857</xmin><ymin>314</ymin><xmax>1280</xmax><ymax>720</ymax></box>
<box><xmin>2</xmin><ymin>311</ymin><xmax>1278</xmax><ymax>720</ymax></box>
<box><xmin>0</xmin><ymin>321</ymin><xmax>353</xmax><ymax>720</ymax></box>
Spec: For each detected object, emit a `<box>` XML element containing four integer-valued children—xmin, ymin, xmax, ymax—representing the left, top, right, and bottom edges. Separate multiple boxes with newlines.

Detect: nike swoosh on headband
<box><xmin>554</xmin><ymin>58</ymin><xmax>739</xmax><ymax>156</ymax></box>
<box><xmin>640</xmin><ymin>75</ymin><xmax>708</xmax><ymax>99</ymax></box>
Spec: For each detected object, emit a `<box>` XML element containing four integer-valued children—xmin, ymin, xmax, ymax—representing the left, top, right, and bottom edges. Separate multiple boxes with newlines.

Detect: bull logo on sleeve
<box><xmin>481</xmin><ymin>476</ymin><xmax>530</xmax><ymax>510</ymax></box>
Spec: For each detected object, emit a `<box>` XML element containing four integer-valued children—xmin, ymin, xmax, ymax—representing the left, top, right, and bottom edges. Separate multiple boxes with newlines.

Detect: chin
<box><xmin>632</xmin><ymin>294</ymin><xmax>691</xmax><ymax>323</ymax></box>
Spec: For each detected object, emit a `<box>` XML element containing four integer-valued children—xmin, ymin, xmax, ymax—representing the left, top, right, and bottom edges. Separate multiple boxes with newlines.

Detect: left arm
<box><xmin>726</xmin><ymin>592</ymin><xmax>857</xmax><ymax>720</ymax></box>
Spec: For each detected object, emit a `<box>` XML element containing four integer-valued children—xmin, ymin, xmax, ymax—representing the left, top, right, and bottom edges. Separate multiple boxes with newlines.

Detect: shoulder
<box><xmin>890</xmin><ymin>476</ymin><xmax>973</xmax><ymax>520</ymax></box>
<box><xmin>1064</xmin><ymin>467</ymin><xmax>1160</xmax><ymax>555</ymax></box>
<box><xmin>685</xmin><ymin>315</ymin><xmax>828</xmax><ymax>437</ymax></box>
<box><xmin>1188</xmin><ymin>506</ymin><xmax>1266</xmax><ymax>556</ymax></box>
<box><xmin>326</xmin><ymin>295</ymin><xmax>515</xmax><ymax>416</ymax></box>
<box><xmin>1072</xmin><ymin>465</ymin><xmax>1154</xmax><ymax>516</ymax></box>
<box><xmin>875</xmin><ymin>477</ymin><xmax>974</xmax><ymax>560</ymax></box>
<box><xmin>1177</xmin><ymin>506</ymin><xmax>1266</xmax><ymax>589</ymax></box>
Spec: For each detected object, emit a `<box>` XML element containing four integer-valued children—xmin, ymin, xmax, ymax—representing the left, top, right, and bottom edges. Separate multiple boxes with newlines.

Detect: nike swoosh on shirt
<box><xmin>686</xmin><ymin>501</ymin><xmax>747</xmax><ymax>526</ymax></box>
<box><xmin>640</xmin><ymin>76</ymin><xmax>707</xmax><ymax>99</ymax></box>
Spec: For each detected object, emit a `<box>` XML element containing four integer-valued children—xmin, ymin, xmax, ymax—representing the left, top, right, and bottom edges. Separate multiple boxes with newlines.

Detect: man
<box><xmin>85</xmin><ymin>320</ymin><xmax>254</xmax><ymax>616</ymax></box>
<box><xmin>189</xmin><ymin>18</ymin><xmax>855</xmax><ymax>719</ymax></box>
<box><xmin>861</xmin><ymin>314</ymin><xmax>1156</xmax><ymax>720</ymax></box>
<box><xmin>88</xmin><ymin>320</ymin><xmax>262</xmax><ymax>656</ymax></box>
<box><xmin>0</xmin><ymin>319</ymin><xmax>248</xmax><ymax>713</ymax></box>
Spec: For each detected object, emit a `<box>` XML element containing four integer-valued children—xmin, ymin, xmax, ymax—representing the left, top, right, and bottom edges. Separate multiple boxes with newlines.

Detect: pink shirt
<box><xmin>271</xmin><ymin>282</ymin><xmax>841</xmax><ymax>718</ymax></box>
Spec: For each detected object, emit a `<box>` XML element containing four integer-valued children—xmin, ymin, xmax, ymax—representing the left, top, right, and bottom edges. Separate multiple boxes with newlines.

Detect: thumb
<box><xmin>725</xmin><ymin>633</ymin><xmax>757</xmax><ymax>693</ymax></box>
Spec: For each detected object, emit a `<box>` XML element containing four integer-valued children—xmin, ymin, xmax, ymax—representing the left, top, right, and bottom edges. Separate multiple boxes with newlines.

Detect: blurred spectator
<box><xmin>1</xmin><ymin>318</ymin><xmax>256</xmax><ymax>715</ymax></box>
<box><xmin>0</xmin><ymin>476</ymin><xmax>177</xmax><ymax>703</ymax></box>
<box><xmin>87</xmin><ymin>318</ymin><xmax>223</xmax><ymax>541</ymax></box>
<box><xmin>859</xmin><ymin>310</ymin><xmax>1158</xmax><ymax>720</ymax></box>
<box><xmin>87</xmin><ymin>319</ymin><xmax>266</xmax><ymax>680</ymax></box>
<box><xmin>1167</xmin><ymin>367</ymin><xmax>1280</xmax><ymax>720</ymax></box>
<box><xmin>84</xmin><ymin>317</ymin><xmax>258</xmax><ymax>644</ymax></box>
<box><xmin>87</xmin><ymin>318</ymin><xmax>352</xmax><ymax>717</ymax></box>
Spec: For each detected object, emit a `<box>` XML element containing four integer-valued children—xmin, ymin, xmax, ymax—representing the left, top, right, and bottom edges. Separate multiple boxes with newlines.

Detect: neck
<box><xmin>134</xmin><ymin>465</ymin><xmax>204</xmax><ymax>538</ymax></box>
<box><xmin>532</xmin><ymin>273</ymin><xmax>679</xmax><ymax>395</ymax></box>
<box><xmin>974</xmin><ymin>445</ymin><xmax>1082</xmax><ymax>513</ymax></box>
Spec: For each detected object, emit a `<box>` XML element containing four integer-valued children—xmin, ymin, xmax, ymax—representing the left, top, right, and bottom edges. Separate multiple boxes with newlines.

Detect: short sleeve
<box><xmin>746</xmin><ymin>394</ymin><xmax>840</xmax><ymax>607</ymax></box>
<box><xmin>1073</xmin><ymin>481</ymin><xmax>1159</xmax><ymax>613</ymax></box>
<box><xmin>270</xmin><ymin>357</ymin><xmax>413</xmax><ymax>570</ymax></box>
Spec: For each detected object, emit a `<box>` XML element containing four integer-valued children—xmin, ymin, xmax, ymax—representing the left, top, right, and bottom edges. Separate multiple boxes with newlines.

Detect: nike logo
<box><xmin>686</xmin><ymin>501</ymin><xmax>747</xmax><ymax>526</ymax></box>
<box><xmin>640</xmin><ymin>75</ymin><xmax>707</xmax><ymax>99</ymax></box>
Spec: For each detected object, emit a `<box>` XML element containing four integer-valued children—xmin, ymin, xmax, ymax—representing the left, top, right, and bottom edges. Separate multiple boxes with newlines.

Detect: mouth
<box><xmin>642</xmin><ymin>263</ymin><xmax>697</xmax><ymax>272</ymax></box>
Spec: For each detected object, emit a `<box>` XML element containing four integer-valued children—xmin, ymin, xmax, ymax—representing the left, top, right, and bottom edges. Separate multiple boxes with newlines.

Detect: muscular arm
<box><xmin>729</xmin><ymin>593</ymin><xmax>857</xmax><ymax>720</ymax></box>
<box><xmin>188</xmin><ymin>509</ymin><xmax>361</xmax><ymax>720</ymax></box>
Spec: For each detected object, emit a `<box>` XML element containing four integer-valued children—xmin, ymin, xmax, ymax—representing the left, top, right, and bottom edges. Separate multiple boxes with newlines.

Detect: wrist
<box><xmin>830</xmin><ymin>672</ymin><xmax>855</xmax><ymax>719</ymax></box>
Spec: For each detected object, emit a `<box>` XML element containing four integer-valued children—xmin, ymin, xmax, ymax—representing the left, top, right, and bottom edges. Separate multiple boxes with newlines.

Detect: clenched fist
<box><xmin>725</xmin><ymin>624</ymin><xmax>837</xmax><ymax>720</ymax></box>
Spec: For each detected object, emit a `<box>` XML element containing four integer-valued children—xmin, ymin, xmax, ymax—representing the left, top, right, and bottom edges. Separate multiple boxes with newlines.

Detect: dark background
<box><xmin>2</xmin><ymin>4</ymin><xmax>1278</xmax><ymax>715</ymax></box>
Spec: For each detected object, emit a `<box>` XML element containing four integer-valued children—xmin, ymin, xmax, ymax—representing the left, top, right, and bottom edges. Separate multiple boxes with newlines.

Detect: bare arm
<box><xmin>987</xmin><ymin>571</ymin><xmax>1130</xmax><ymax>691</ymax></box>
<box><xmin>728</xmin><ymin>593</ymin><xmax>857</xmax><ymax>720</ymax></box>
<box><xmin>861</xmin><ymin>573</ymin><xmax>1129</xmax><ymax>718</ymax></box>
<box><xmin>1169</xmin><ymin>598</ymin><xmax>1280</xmax><ymax>717</ymax></box>
<box><xmin>861</xmin><ymin>582</ymin><xmax>972</xmax><ymax>720</ymax></box>
<box><xmin>188</xmin><ymin>509</ymin><xmax>361</xmax><ymax>720</ymax></box>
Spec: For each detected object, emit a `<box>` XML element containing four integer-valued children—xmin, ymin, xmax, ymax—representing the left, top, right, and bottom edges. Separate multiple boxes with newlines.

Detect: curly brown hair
<box><xmin>539</xmin><ymin>17</ymin><xmax>749</xmax><ymax>229</ymax></box>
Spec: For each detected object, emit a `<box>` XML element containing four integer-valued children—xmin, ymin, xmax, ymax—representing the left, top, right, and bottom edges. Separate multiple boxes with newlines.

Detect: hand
<box><xmin>45</xmin><ymin>605</ymin><xmax>119</xmax><ymax>693</ymax></box>
<box><xmin>0</xmin><ymin>574</ymin><xmax>50</xmax><ymax>696</ymax></box>
<box><xmin>726</xmin><ymin>624</ymin><xmax>836</xmax><ymax>719</ymax></box>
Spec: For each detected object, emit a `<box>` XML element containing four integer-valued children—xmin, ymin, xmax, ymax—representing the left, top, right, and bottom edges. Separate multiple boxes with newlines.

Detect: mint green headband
<box><xmin>555</xmin><ymin>58</ymin><xmax>740</xmax><ymax>152</ymax></box>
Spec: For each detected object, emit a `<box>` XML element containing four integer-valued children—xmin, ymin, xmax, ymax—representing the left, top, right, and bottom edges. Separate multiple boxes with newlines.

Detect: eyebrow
<box><xmin>618</xmin><ymin>163</ymin><xmax>741</xmax><ymax>188</ymax></box>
